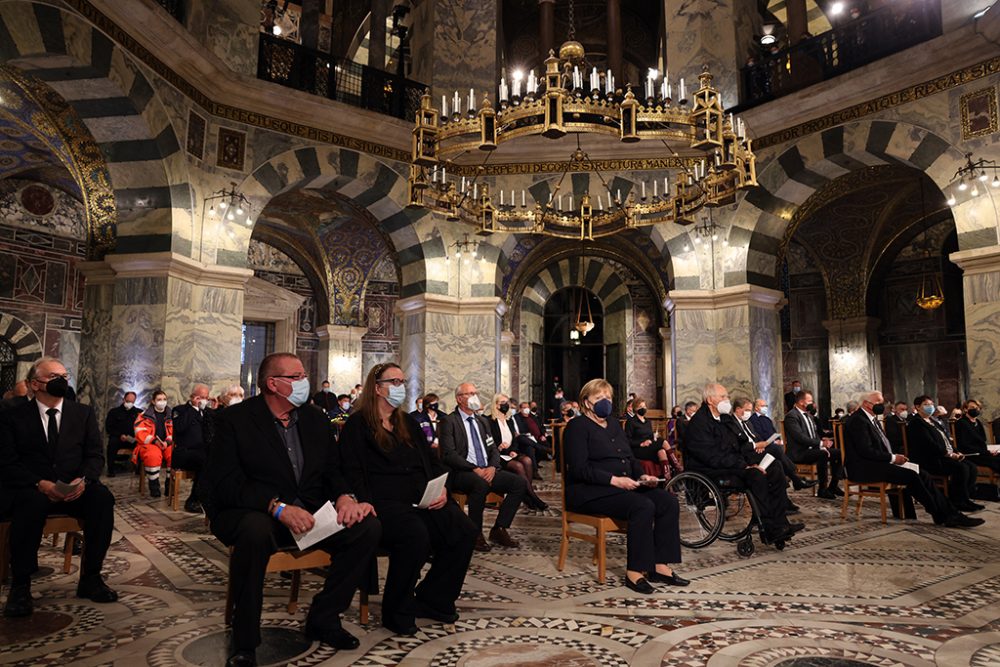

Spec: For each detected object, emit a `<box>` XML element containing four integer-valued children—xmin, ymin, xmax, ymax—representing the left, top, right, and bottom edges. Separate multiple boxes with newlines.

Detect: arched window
<box><xmin>0</xmin><ymin>337</ymin><xmax>16</xmax><ymax>396</ymax></box>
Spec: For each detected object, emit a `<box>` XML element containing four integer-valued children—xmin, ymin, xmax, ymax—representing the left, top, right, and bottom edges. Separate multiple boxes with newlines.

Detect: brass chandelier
<box><xmin>406</xmin><ymin>42</ymin><xmax>757</xmax><ymax>240</ymax></box>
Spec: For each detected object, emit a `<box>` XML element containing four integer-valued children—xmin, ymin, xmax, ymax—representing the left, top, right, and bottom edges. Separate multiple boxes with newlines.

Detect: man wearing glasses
<box><xmin>1</xmin><ymin>357</ymin><xmax>118</xmax><ymax>617</ymax></box>
<box><xmin>208</xmin><ymin>352</ymin><xmax>380</xmax><ymax>667</ymax></box>
<box><xmin>439</xmin><ymin>382</ymin><xmax>528</xmax><ymax>552</ymax></box>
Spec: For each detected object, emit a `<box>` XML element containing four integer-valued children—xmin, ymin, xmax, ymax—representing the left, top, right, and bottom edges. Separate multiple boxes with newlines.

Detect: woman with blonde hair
<box><xmin>488</xmin><ymin>393</ymin><xmax>548</xmax><ymax>511</ymax></box>
<box><xmin>563</xmin><ymin>379</ymin><xmax>687</xmax><ymax>593</ymax></box>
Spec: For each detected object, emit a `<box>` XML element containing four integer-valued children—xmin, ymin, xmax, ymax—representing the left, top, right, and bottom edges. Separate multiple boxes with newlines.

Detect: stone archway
<box><xmin>0</xmin><ymin>312</ymin><xmax>42</xmax><ymax>381</ymax></box>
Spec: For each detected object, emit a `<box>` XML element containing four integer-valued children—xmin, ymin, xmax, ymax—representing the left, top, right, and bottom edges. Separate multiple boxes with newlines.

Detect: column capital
<box><xmin>658</xmin><ymin>326</ymin><xmax>671</xmax><ymax>341</ymax></box>
<box><xmin>103</xmin><ymin>251</ymin><xmax>253</xmax><ymax>290</ymax></box>
<box><xmin>77</xmin><ymin>260</ymin><xmax>116</xmax><ymax>285</ymax></box>
<box><xmin>666</xmin><ymin>284</ymin><xmax>785</xmax><ymax>312</ymax></box>
<box><xmin>316</xmin><ymin>324</ymin><xmax>369</xmax><ymax>342</ymax></box>
<box><xmin>395</xmin><ymin>293</ymin><xmax>504</xmax><ymax>317</ymax></box>
<box><xmin>949</xmin><ymin>244</ymin><xmax>1000</xmax><ymax>276</ymax></box>
<box><xmin>821</xmin><ymin>316</ymin><xmax>880</xmax><ymax>336</ymax></box>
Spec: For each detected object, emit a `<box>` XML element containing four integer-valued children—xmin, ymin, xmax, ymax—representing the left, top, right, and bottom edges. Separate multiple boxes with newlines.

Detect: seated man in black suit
<box><xmin>209</xmin><ymin>352</ymin><xmax>380</xmax><ymax>666</ymax></box>
<box><xmin>733</xmin><ymin>398</ymin><xmax>815</xmax><ymax>492</ymax></box>
<box><xmin>0</xmin><ymin>357</ymin><xmax>118</xmax><ymax>617</ymax></box>
<box><xmin>954</xmin><ymin>399</ymin><xmax>1000</xmax><ymax>475</ymax></box>
<box><xmin>783</xmin><ymin>390</ymin><xmax>842</xmax><ymax>499</ymax></box>
<box><xmin>883</xmin><ymin>401</ymin><xmax>910</xmax><ymax>455</ymax></box>
<box><xmin>438</xmin><ymin>382</ymin><xmax>527</xmax><ymax>552</ymax></box>
<box><xmin>906</xmin><ymin>395</ymin><xmax>983</xmax><ymax>513</ymax></box>
<box><xmin>843</xmin><ymin>390</ymin><xmax>982</xmax><ymax>528</ymax></box>
<box><xmin>683</xmin><ymin>383</ymin><xmax>800</xmax><ymax>544</ymax></box>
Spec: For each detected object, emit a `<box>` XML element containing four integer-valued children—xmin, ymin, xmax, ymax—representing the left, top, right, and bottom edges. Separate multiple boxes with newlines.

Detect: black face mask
<box><xmin>968</xmin><ymin>408</ymin><xmax>980</xmax><ymax>418</ymax></box>
<box><xmin>427</xmin><ymin>403</ymin><xmax>439</xmax><ymax>413</ymax></box>
<box><xmin>44</xmin><ymin>376</ymin><xmax>69</xmax><ymax>398</ymax></box>
<box><xmin>498</xmin><ymin>403</ymin><xmax>510</xmax><ymax>414</ymax></box>
<box><xmin>872</xmin><ymin>403</ymin><xmax>886</xmax><ymax>416</ymax></box>
<box><xmin>636</xmin><ymin>407</ymin><xmax>647</xmax><ymax>416</ymax></box>
<box><xmin>807</xmin><ymin>404</ymin><xmax>817</xmax><ymax>414</ymax></box>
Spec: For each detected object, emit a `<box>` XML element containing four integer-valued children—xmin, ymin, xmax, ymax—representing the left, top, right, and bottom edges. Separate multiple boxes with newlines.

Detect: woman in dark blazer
<box><xmin>338</xmin><ymin>363</ymin><xmax>478</xmax><ymax>636</ymax></box>
<box><xmin>625</xmin><ymin>396</ymin><xmax>682</xmax><ymax>482</ymax></box>
<box><xmin>906</xmin><ymin>395</ymin><xmax>981</xmax><ymax>512</ymax></box>
<box><xmin>412</xmin><ymin>392</ymin><xmax>443</xmax><ymax>450</ymax></box>
<box><xmin>488</xmin><ymin>393</ymin><xmax>548</xmax><ymax>511</ymax></box>
<box><xmin>564</xmin><ymin>379</ymin><xmax>687</xmax><ymax>594</ymax></box>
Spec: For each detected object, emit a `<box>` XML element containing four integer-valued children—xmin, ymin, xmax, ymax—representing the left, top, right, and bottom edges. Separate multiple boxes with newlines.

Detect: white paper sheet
<box><xmin>758</xmin><ymin>453</ymin><xmax>776</xmax><ymax>470</ymax></box>
<box><xmin>54</xmin><ymin>479</ymin><xmax>83</xmax><ymax>496</ymax></box>
<box><xmin>766</xmin><ymin>433</ymin><xmax>780</xmax><ymax>445</ymax></box>
<box><xmin>500</xmin><ymin>454</ymin><xmax>514</xmax><ymax>462</ymax></box>
<box><xmin>414</xmin><ymin>472</ymin><xmax>449</xmax><ymax>509</ymax></box>
<box><xmin>900</xmin><ymin>461</ymin><xmax>920</xmax><ymax>474</ymax></box>
<box><xmin>293</xmin><ymin>501</ymin><xmax>344</xmax><ymax>550</ymax></box>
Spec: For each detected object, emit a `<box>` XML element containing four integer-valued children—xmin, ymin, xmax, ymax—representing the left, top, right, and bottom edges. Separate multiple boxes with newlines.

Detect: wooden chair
<box><xmin>550</xmin><ymin>422</ymin><xmax>566</xmax><ymax>482</ymax></box>
<box><xmin>170</xmin><ymin>469</ymin><xmax>195</xmax><ymax>511</ymax></box>
<box><xmin>779</xmin><ymin>422</ymin><xmax>818</xmax><ymax>496</ymax></box>
<box><xmin>976</xmin><ymin>421</ymin><xmax>999</xmax><ymax>489</ymax></box>
<box><xmin>837</xmin><ymin>422</ymin><xmax>906</xmax><ymax>524</ymax></box>
<box><xmin>1</xmin><ymin>515</ymin><xmax>84</xmax><ymax>581</ymax></box>
<box><xmin>555</xmin><ymin>437</ymin><xmax>627</xmax><ymax>583</ymax></box>
<box><xmin>450</xmin><ymin>491</ymin><xmax>504</xmax><ymax>511</ymax></box>
<box><xmin>224</xmin><ymin>546</ymin><xmax>370</xmax><ymax>626</ymax></box>
<box><xmin>900</xmin><ymin>428</ymin><xmax>948</xmax><ymax>497</ymax></box>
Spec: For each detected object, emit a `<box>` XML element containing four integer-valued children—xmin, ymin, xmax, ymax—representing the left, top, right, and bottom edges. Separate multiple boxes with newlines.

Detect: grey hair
<box><xmin>27</xmin><ymin>356</ymin><xmax>62</xmax><ymax>381</ymax></box>
<box><xmin>191</xmin><ymin>383</ymin><xmax>210</xmax><ymax>395</ymax></box>
<box><xmin>702</xmin><ymin>383</ymin><xmax>723</xmax><ymax>401</ymax></box>
<box><xmin>846</xmin><ymin>400</ymin><xmax>860</xmax><ymax>412</ymax></box>
<box><xmin>856</xmin><ymin>391</ymin><xmax>880</xmax><ymax>406</ymax></box>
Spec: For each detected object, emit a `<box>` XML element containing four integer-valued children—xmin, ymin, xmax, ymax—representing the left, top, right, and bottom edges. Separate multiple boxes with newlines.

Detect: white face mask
<box><xmin>467</xmin><ymin>394</ymin><xmax>482</xmax><ymax>411</ymax></box>
<box><xmin>898</xmin><ymin>410</ymin><xmax>908</xmax><ymax>420</ymax></box>
<box><xmin>323</xmin><ymin>387</ymin><xmax>332</xmax><ymax>393</ymax></box>
<box><xmin>739</xmin><ymin>411</ymin><xmax>752</xmax><ymax>422</ymax></box>
<box><xmin>123</xmin><ymin>401</ymin><xmax>134</xmax><ymax>410</ymax></box>
<box><xmin>759</xmin><ymin>406</ymin><xmax>769</xmax><ymax>416</ymax></box>
<box><xmin>154</xmin><ymin>400</ymin><xmax>167</xmax><ymax>411</ymax></box>
<box><xmin>197</xmin><ymin>398</ymin><xmax>208</xmax><ymax>410</ymax></box>
<box><xmin>340</xmin><ymin>401</ymin><xmax>350</xmax><ymax>410</ymax></box>
<box><xmin>521</xmin><ymin>408</ymin><xmax>531</xmax><ymax>416</ymax></box>
<box><xmin>228</xmin><ymin>397</ymin><xmax>242</xmax><ymax>406</ymax></box>
<box><xmin>717</xmin><ymin>399</ymin><xmax>733</xmax><ymax>415</ymax></box>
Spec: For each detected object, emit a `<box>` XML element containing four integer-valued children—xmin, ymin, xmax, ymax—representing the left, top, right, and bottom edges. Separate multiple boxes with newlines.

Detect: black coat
<box><xmin>0</xmin><ymin>398</ymin><xmax>104</xmax><ymax>487</ymax></box>
<box><xmin>438</xmin><ymin>409</ymin><xmax>502</xmax><ymax>471</ymax></box>
<box><xmin>682</xmin><ymin>403</ymin><xmax>752</xmax><ymax>474</ymax></box>
<box><xmin>783</xmin><ymin>408</ymin><xmax>823</xmax><ymax>461</ymax></box>
<box><xmin>842</xmin><ymin>409</ymin><xmax>895</xmax><ymax>479</ymax></box>
<box><xmin>172</xmin><ymin>403</ymin><xmax>207</xmax><ymax>454</ymax></box>
<box><xmin>105</xmin><ymin>404</ymin><xmax>141</xmax><ymax>446</ymax></box>
<box><xmin>906</xmin><ymin>416</ymin><xmax>954</xmax><ymax>467</ymax></box>
<box><xmin>563</xmin><ymin>414</ymin><xmax>641</xmax><ymax>507</ymax></box>
<box><xmin>954</xmin><ymin>418</ymin><xmax>990</xmax><ymax>456</ymax></box>
<box><xmin>208</xmin><ymin>395</ymin><xmax>350</xmax><ymax>516</ymax></box>
<box><xmin>883</xmin><ymin>415</ymin><xmax>908</xmax><ymax>455</ymax></box>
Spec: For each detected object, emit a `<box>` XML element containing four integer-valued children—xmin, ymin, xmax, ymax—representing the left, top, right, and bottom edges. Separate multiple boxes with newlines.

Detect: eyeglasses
<box><xmin>377</xmin><ymin>378</ymin><xmax>406</xmax><ymax>387</ymax></box>
<box><xmin>37</xmin><ymin>373</ymin><xmax>69</xmax><ymax>381</ymax></box>
<box><xmin>273</xmin><ymin>374</ymin><xmax>307</xmax><ymax>381</ymax></box>
<box><xmin>457</xmin><ymin>391</ymin><xmax>478</xmax><ymax>397</ymax></box>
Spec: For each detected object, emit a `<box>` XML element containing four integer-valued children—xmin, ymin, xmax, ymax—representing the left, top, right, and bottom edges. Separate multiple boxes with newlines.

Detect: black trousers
<box><xmin>106</xmin><ymin>439</ymin><xmax>131</xmax><ymax>474</ymax></box>
<box><xmin>975</xmin><ymin>453</ymin><xmax>1000</xmax><ymax>474</ymax></box>
<box><xmin>720</xmin><ymin>466</ymin><xmax>791</xmax><ymax>537</ymax></box>
<box><xmin>448</xmin><ymin>469</ymin><xmax>527</xmax><ymax>531</ymax></box>
<box><xmin>924</xmin><ymin>457</ymin><xmax>978</xmax><ymax>504</ymax></box>
<box><xmin>211</xmin><ymin>509</ymin><xmax>380</xmax><ymax>651</ymax></box>
<box><xmin>9</xmin><ymin>483</ymin><xmax>115</xmax><ymax>585</ymax></box>
<box><xmin>512</xmin><ymin>434</ymin><xmax>543</xmax><ymax>467</ymax></box>
<box><xmin>764</xmin><ymin>443</ymin><xmax>800</xmax><ymax>482</ymax></box>
<box><xmin>378</xmin><ymin>504</ymin><xmax>477</xmax><ymax>628</ymax></box>
<box><xmin>172</xmin><ymin>448</ymin><xmax>207</xmax><ymax>501</ymax></box>
<box><xmin>792</xmin><ymin>447</ymin><xmax>842</xmax><ymax>488</ymax></box>
<box><xmin>573</xmin><ymin>487</ymin><xmax>681</xmax><ymax>572</ymax></box>
<box><xmin>850</xmin><ymin>463</ymin><xmax>953</xmax><ymax>522</ymax></box>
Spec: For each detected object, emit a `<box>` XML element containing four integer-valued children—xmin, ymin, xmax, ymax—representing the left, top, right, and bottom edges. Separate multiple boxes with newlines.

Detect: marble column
<box><xmin>539</xmin><ymin>0</ymin><xmax>555</xmax><ymax>59</ymax></box>
<box><xmin>606</xmin><ymin>0</ymin><xmax>623</xmax><ymax>83</ymax></box>
<box><xmin>317</xmin><ymin>324</ymin><xmax>369</xmax><ymax>393</ymax></box>
<box><xmin>659</xmin><ymin>326</ymin><xmax>673</xmax><ymax>409</ymax></box>
<box><xmin>499</xmin><ymin>329</ymin><xmax>515</xmax><ymax>397</ymax></box>
<box><xmin>77</xmin><ymin>252</ymin><xmax>251</xmax><ymax>414</ymax></box>
<box><xmin>667</xmin><ymin>285</ymin><xmax>784</xmax><ymax>414</ymax></box>
<box><xmin>396</xmin><ymin>294</ymin><xmax>501</xmax><ymax>413</ymax></box>
<box><xmin>950</xmin><ymin>245</ymin><xmax>1000</xmax><ymax>421</ymax></box>
<box><xmin>822</xmin><ymin>316</ymin><xmax>881</xmax><ymax>415</ymax></box>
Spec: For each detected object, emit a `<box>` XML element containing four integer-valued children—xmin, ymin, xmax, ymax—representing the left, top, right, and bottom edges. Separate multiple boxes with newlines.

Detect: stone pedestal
<box><xmin>667</xmin><ymin>285</ymin><xmax>784</xmax><ymax>413</ymax></box>
<box><xmin>397</xmin><ymin>294</ymin><xmax>502</xmax><ymax>413</ymax></box>
<box><xmin>317</xmin><ymin>324</ymin><xmax>369</xmax><ymax>393</ymax></box>
<box><xmin>822</xmin><ymin>317</ymin><xmax>881</xmax><ymax>415</ymax></box>
<box><xmin>950</xmin><ymin>245</ymin><xmax>1000</xmax><ymax>421</ymax></box>
<box><xmin>77</xmin><ymin>252</ymin><xmax>251</xmax><ymax>420</ymax></box>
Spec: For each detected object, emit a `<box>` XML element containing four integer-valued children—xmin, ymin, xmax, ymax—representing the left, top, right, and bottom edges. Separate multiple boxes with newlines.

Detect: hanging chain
<box><xmin>567</xmin><ymin>0</ymin><xmax>576</xmax><ymax>41</ymax></box>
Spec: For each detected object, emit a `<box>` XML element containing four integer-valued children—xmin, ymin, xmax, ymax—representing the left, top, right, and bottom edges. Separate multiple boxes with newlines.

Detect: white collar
<box><xmin>37</xmin><ymin>398</ymin><xmax>64</xmax><ymax>418</ymax></box>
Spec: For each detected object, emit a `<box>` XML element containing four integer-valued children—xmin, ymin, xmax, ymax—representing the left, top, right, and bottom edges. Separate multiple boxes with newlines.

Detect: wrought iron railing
<box><xmin>154</xmin><ymin>0</ymin><xmax>183</xmax><ymax>22</ymax></box>
<box><xmin>737</xmin><ymin>1</ymin><xmax>942</xmax><ymax>110</ymax></box>
<box><xmin>257</xmin><ymin>32</ymin><xmax>426</xmax><ymax>122</ymax></box>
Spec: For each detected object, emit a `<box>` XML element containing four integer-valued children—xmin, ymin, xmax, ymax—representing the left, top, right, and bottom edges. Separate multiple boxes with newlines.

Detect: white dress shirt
<box><xmin>37</xmin><ymin>398</ymin><xmax>64</xmax><ymax>438</ymax></box>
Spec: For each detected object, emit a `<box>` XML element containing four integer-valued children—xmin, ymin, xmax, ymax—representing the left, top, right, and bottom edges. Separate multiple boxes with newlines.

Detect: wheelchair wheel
<box><xmin>664</xmin><ymin>471</ymin><xmax>724</xmax><ymax>549</ymax></box>
<box><xmin>736</xmin><ymin>537</ymin><xmax>755</xmax><ymax>558</ymax></box>
<box><xmin>717</xmin><ymin>489</ymin><xmax>755</xmax><ymax>542</ymax></box>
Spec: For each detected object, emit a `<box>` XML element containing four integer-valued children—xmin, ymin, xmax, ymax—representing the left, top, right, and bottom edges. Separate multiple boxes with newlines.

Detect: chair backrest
<box><xmin>900</xmin><ymin>424</ymin><xmax>909</xmax><ymax>457</ymax></box>
<box><xmin>949</xmin><ymin>420</ymin><xmax>958</xmax><ymax>443</ymax></box>
<box><xmin>987</xmin><ymin>420</ymin><xmax>995</xmax><ymax>444</ymax></box>
<box><xmin>779</xmin><ymin>421</ymin><xmax>787</xmax><ymax>445</ymax></box>
<box><xmin>834</xmin><ymin>420</ymin><xmax>846</xmax><ymax>470</ymax></box>
<box><xmin>644</xmin><ymin>408</ymin><xmax>666</xmax><ymax>420</ymax></box>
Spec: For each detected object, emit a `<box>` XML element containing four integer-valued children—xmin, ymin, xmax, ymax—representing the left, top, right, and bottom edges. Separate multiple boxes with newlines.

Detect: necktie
<box><xmin>46</xmin><ymin>407</ymin><xmax>59</xmax><ymax>455</ymax></box>
<box><xmin>804</xmin><ymin>412</ymin><xmax>815</xmax><ymax>440</ymax></box>
<box><xmin>467</xmin><ymin>416</ymin><xmax>487</xmax><ymax>467</ymax></box>
<box><xmin>873</xmin><ymin>418</ymin><xmax>892</xmax><ymax>455</ymax></box>
<box><xmin>742</xmin><ymin>421</ymin><xmax>755</xmax><ymax>443</ymax></box>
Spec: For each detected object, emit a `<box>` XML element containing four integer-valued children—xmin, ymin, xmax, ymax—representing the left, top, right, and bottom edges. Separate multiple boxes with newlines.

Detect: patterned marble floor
<box><xmin>2</xmin><ymin>472</ymin><xmax>1000</xmax><ymax>667</ymax></box>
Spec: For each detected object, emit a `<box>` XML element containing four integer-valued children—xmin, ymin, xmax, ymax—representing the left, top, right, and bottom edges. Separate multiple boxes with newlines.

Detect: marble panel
<box><xmin>76</xmin><ymin>281</ymin><xmax>114</xmax><ymax>416</ymax></box>
<box><xmin>425</xmin><ymin>330</ymin><xmax>496</xmax><ymax>408</ymax></box>
<box><xmin>827</xmin><ymin>331</ymin><xmax>878</xmax><ymax>412</ymax></box>
<box><xmin>184</xmin><ymin>0</ymin><xmax>258</xmax><ymax>77</ymax></box>
<box><xmin>964</xmin><ymin>270</ymin><xmax>1000</xmax><ymax>420</ymax></box>
<box><xmin>672</xmin><ymin>309</ymin><xmax>719</xmax><ymax>405</ymax></box>
<box><xmin>749</xmin><ymin>305</ymin><xmax>782</xmax><ymax>410</ymax></box>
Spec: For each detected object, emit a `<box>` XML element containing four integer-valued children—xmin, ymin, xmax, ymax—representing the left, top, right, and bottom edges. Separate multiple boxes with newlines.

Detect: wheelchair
<box><xmin>663</xmin><ymin>470</ymin><xmax>784</xmax><ymax>557</ymax></box>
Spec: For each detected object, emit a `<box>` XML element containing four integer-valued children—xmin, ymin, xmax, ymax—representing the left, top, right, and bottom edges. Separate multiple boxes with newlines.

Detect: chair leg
<box><xmin>63</xmin><ymin>533</ymin><xmax>75</xmax><ymax>574</ymax></box>
<box><xmin>595</xmin><ymin>525</ymin><xmax>606</xmax><ymax>584</ymax></box>
<box><xmin>0</xmin><ymin>523</ymin><xmax>11</xmax><ymax>583</ymax></box>
<box><xmin>359</xmin><ymin>589</ymin><xmax>369</xmax><ymax>625</ymax></box>
<box><xmin>879</xmin><ymin>489</ymin><xmax>887</xmax><ymax>525</ymax></box>
<box><xmin>288</xmin><ymin>570</ymin><xmax>301</xmax><ymax>614</ymax></box>
<box><xmin>556</xmin><ymin>520</ymin><xmax>569</xmax><ymax>572</ymax></box>
<box><xmin>171</xmin><ymin>472</ymin><xmax>180</xmax><ymax>512</ymax></box>
<box><xmin>52</xmin><ymin>533</ymin><xmax>59</xmax><ymax>548</ymax></box>
<box><xmin>840</xmin><ymin>487</ymin><xmax>849</xmax><ymax>520</ymax></box>
<box><xmin>225</xmin><ymin>552</ymin><xmax>235</xmax><ymax>627</ymax></box>
<box><xmin>897</xmin><ymin>490</ymin><xmax>905</xmax><ymax>519</ymax></box>
<box><xmin>855</xmin><ymin>493</ymin><xmax>864</xmax><ymax>517</ymax></box>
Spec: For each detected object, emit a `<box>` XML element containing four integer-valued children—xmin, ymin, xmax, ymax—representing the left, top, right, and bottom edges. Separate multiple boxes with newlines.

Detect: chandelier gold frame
<box><xmin>406</xmin><ymin>46</ymin><xmax>757</xmax><ymax>240</ymax></box>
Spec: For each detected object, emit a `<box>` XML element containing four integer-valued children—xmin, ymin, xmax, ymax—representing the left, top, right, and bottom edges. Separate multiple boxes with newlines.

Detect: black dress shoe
<box><xmin>413</xmin><ymin>598</ymin><xmax>459</xmax><ymax>623</ymax></box>
<box><xmin>489</xmin><ymin>526</ymin><xmax>520</xmax><ymax>548</ymax></box>
<box><xmin>382</xmin><ymin>619</ymin><xmax>418</xmax><ymax>636</ymax></box>
<box><xmin>957</xmin><ymin>501</ymin><xmax>986</xmax><ymax>512</ymax></box>
<box><xmin>817</xmin><ymin>489</ymin><xmax>837</xmax><ymax>500</ymax></box>
<box><xmin>793</xmin><ymin>478</ymin><xmax>818</xmax><ymax>490</ymax></box>
<box><xmin>829</xmin><ymin>485</ymin><xmax>845</xmax><ymax>497</ymax></box>
<box><xmin>304</xmin><ymin>625</ymin><xmax>360</xmax><ymax>650</ymax></box>
<box><xmin>474</xmin><ymin>533</ymin><xmax>492</xmax><ymax>552</ymax></box>
<box><xmin>226</xmin><ymin>650</ymin><xmax>257</xmax><ymax>666</ymax></box>
<box><xmin>647</xmin><ymin>571</ymin><xmax>690</xmax><ymax>586</ymax></box>
<box><xmin>943</xmin><ymin>513</ymin><xmax>985</xmax><ymax>528</ymax></box>
<box><xmin>3</xmin><ymin>584</ymin><xmax>32</xmax><ymax>617</ymax></box>
<box><xmin>184</xmin><ymin>499</ymin><xmax>203</xmax><ymax>514</ymax></box>
<box><xmin>77</xmin><ymin>576</ymin><xmax>119</xmax><ymax>603</ymax></box>
<box><xmin>624</xmin><ymin>576</ymin><xmax>655</xmax><ymax>594</ymax></box>
<box><xmin>785</xmin><ymin>503</ymin><xmax>800</xmax><ymax>514</ymax></box>
<box><xmin>788</xmin><ymin>522</ymin><xmax>805</xmax><ymax>533</ymax></box>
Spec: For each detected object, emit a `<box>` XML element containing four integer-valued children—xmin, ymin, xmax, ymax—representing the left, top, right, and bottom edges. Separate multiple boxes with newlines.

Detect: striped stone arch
<box><xmin>238</xmin><ymin>146</ymin><xmax>429</xmax><ymax>296</ymax></box>
<box><xmin>0</xmin><ymin>1</ymin><xmax>188</xmax><ymax>255</ymax></box>
<box><xmin>0</xmin><ymin>312</ymin><xmax>42</xmax><ymax>376</ymax></box>
<box><xmin>520</xmin><ymin>256</ymin><xmax>633</xmax><ymax>319</ymax></box>
<box><xmin>704</xmin><ymin>120</ymin><xmax>971</xmax><ymax>290</ymax></box>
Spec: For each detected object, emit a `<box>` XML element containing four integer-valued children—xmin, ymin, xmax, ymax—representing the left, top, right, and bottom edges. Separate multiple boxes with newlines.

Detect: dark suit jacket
<box><xmin>514</xmin><ymin>413</ymin><xmax>545</xmax><ymax>442</ymax></box>
<box><xmin>784</xmin><ymin>391</ymin><xmax>798</xmax><ymax>411</ymax></box>
<box><xmin>563</xmin><ymin>414</ymin><xmax>641</xmax><ymax>507</ymax></box>
<box><xmin>438</xmin><ymin>409</ymin><xmax>501</xmax><ymax>471</ymax></box>
<box><xmin>682</xmin><ymin>403</ymin><xmax>752</xmax><ymax>475</ymax></box>
<box><xmin>209</xmin><ymin>395</ymin><xmax>350</xmax><ymax>518</ymax></box>
<box><xmin>104</xmin><ymin>404</ymin><xmax>141</xmax><ymax>446</ymax></box>
<box><xmin>748</xmin><ymin>412</ymin><xmax>778</xmax><ymax>441</ymax></box>
<box><xmin>843</xmin><ymin>409</ymin><xmax>894</xmax><ymax>479</ymax></box>
<box><xmin>883</xmin><ymin>415</ymin><xmax>908</xmax><ymax>455</ymax></box>
<box><xmin>172</xmin><ymin>403</ymin><xmax>206</xmax><ymax>453</ymax></box>
<box><xmin>783</xmin><ymin>408</ymin><xmax>822</xmax><ymax>461</ymax></box>
<box><xmin>0</xmin><ymin>398</ymin><xmax>104</xmax><ymax>487</ymax></box>
<box><xmin>0</xmin><ymin>395</ymin><xmax>29</xmax><ymax>412</ymax></box>
<box><xmin>906</xmin><ymin>416</ymin><xmax>954</xmax><ymax>467</ymax></box>
<box><xmin>955</xmin><ymin>418</ymin><xmax>989</xmax><ymax>456</ymax></box>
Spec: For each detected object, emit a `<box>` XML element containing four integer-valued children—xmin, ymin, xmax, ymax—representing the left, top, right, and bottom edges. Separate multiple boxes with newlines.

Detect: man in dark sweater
<box><xmin>104</xmin><ymin>392</ymin><xmax>141</xmax><ymax>476</ymax></box>
<box><xmin>172</xmin><ymin>383</ymin><xmax>212</xmax><ymax>513</ymax></box>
